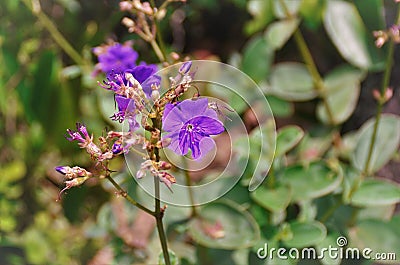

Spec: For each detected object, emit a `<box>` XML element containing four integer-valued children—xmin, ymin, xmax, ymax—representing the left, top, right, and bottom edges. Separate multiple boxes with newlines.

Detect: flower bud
<box><xmin>136</xmin><ymin>169</ymin><xmax>146</xmax><ymax>179</ymax></box>
<box><xmin>119</xmin><ymin>1</ymin><xmax>133</xmax><ymax>11</ymax></box>
<box><xmin>151</xmin><ymin>89</ymin><xmax>160</xmax><ymax>101</ymax></box>
<box><xmin>179</xmin><ymin>61</ymin><xmax>192</xmax><ymax>75</ymax></box>
<box><xmin>122</xmin><ymin>17</ymin><xmax>135</xmax><ymax>28</ymax></box>
<box><xmin>158</xmin><ymin>161</ymin><xmax>172</xmax><ymax>170</ymax></box>
<box><xmin>156</xmin><ymin>8</ymin><xmax>167</xmax><ymax>20</ymax></box>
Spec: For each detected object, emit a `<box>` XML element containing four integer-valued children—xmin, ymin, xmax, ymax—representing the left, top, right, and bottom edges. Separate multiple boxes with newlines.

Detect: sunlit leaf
<box><xmin>352</xmin><ymin>114</ymin><xmax>400</xmax><ymax>174</ymax></box>
<box><xmin>349</xmin><ymin>217</ymin><xmax>400</xmax><ymax>263</ymax></box>
<box><xmin>316</xmin><ymin>233</ymin><xmax>342</xmax><ymax>265</ymax></box>
<box><xmin>273</xmin><ymin>0</ymin><xmax>302</xmax><ymax>19</ymax></box>
<box><xmin>245</xmin><ymin>0</ymin><xmax>274</xmax><ymax>35</ymax></box>
<box><xmin>351</xmin><ymin>179</ymin><xmax>400</xmax><ymax>207</ymax></box>
<box><xmin>264</xmin><ymin>18</ymin><xmax>299</xmax><ymax>50</ymax></box>
<box><xmin>317</xmin><ymin>65</ymin><xmax>365</xmax><ymax>124</ymax></box>
<box><xmin>324</xmin><ymin>0</ymin><xmax>384</xmax><ymax>70</ymax></box>
<box><xmin>188</xmin><ymin>200</ymin><xmax>260</xmax><ymax>249</ymax></box>
<box><xmin>251</xmin><ymin>185</ymin><xmax>292</xmax><ymax>213</ymax></box>
<box><xmin>280</xmin><ymin>162</ymin><xmax>343</xmax><ymax>202</ymax></box>
<box><xmin>269</xmin><ymin>62</ymin><xmax>317</xmax><ymax>101</ymax></box>
<box><xmin>276</xmin><ymin>125</ymin><xmax>304</xmax><ymax>156</ymax></box>
<box><xmin>241</xmin><ymin>36</ymin><xmax>274</xmax><ymax>83</ymax></box>
<box><xmin>282</xmin><ymin>221</ymin><xmax>327</xmax><ymax>248</ymax></box>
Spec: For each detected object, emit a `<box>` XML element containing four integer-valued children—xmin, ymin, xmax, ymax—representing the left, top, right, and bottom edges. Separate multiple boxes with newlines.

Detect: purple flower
<box><xmin>101</xmin><ymin>64</ymin><xmax>160</xmax><ymax>99</ymax></box>
<box><xmin>162</xmin><ymin>98</ymin><xmax>225</xmax><ymax>160</ymax></box>
<box><xmin>93</xmin><ymin>42</ymin><xmax>138</xmax><ymax>74</ymax></box>
<box><xmin>65</xmin><ymin>123</ymin><xmax>90</xmax><ymax>144</ymax></box>
<box><xmin>101</xmin><ymin>65</ymin><xmax>160</xmax><ymax>132</ymax></box>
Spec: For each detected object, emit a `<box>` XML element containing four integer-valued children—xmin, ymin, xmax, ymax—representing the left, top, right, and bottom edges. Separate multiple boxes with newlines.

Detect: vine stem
<box><xmin>105</xmin><ymin>175</ymin><xmax>154</xmax><ymax>216</ymax></box>
<box><xmin>152</xmin><ymin>114</ymin><xmax>171</xmax><ymax>265</ymax></box>
<box><xmin>183</xmin><ymin>159</ymin><xmax>198</xmax><ymax>217</ymax></box>
<box><xmin>21</xmin><ymin>0</ymin><xmax>86</xmax><ymax>67</ymax></box>
<box><xmin>278</xmin><ymin>0</ymin><xmax>335</xmax><ymax>124</ymax></box>
<box><xmin>363</xmin><ymin>5</ymin><xmax>400</xmax><ymax>175</ymax></box>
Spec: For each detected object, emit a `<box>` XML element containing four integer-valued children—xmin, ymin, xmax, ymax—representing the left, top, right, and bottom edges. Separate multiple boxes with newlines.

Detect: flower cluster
<box><xmin>99</xmin><ymin>64</ymin><xmax>161</xmax><ymax>131</ymax></box>
<box><xmin>373</xmin><ymin>24</ymin><xmax>400</xmax><ymax>48</ymax></box>
<box><xmin>92</xmin><ymin>41</ymin><xmax>138</xmax><ymax>75</ymax></box>
<box><xmin>56</xmin><ymin>57</ymin><xmax>225</xmax><ymax>198</ymax></box>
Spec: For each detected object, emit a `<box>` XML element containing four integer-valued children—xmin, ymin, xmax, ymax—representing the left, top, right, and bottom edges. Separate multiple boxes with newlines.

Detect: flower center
<box><xmin>186</xmin><ymin>124</ymin><xmax>193</xmax><ymax>131</ymax></box>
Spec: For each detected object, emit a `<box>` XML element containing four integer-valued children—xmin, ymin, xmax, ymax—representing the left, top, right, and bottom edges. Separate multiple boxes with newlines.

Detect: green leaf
<box><xmin>353</xmin><ymin>0</ymin><xmax>385</xmax><ymax>32</ymax></box>
<box><xmin>188</xmin><ymin>200</ymin><xmax>260</xmax><ymax>250</ymax></box>
<box><xmin>247</xmin><ymin>120</ymin><xmax>276</xmax><ymax>191</ymax></box>
<box><xmin>341</xmin><ymin>165</ymin><xmax>361</xmax><ymax>204</ymax></box>
<box><xmin>1</xmin><ymin>160</ymin><xmax>26</xmax><ymax>184</ymax></box>
<box><xmin>158</xmin><ymin>250</ymin><xmax>179</xmax><ymax>265</ymax></box>
<box><xmin>299</xmin><ymin>0</ymin><xmax>326</xmax><ymax>30</ymax></box>
<box><xmin>282</xmin><ymin>221</ymin><xmax>327</xmax><ymax>248</ymax></box>
<box><xmin>251</xmin><ymin>185</ymin><xmax>292</xmax><ymax>213</ymax></box>
<box><xmin>351</xmin><ymin>179</ymin><xmax>400</xmax><ymax>207</ymax></box>
<box><xmin>349</xmin><ymin>218</ymin><xmax>400</xmax><ymax>261</ymax></box>
<box><xmin>297</xmin><ymin>133</ymin><xmax>333</xmax><ymax>163</ymax></box>
<box><xmin>273</xmin><ymin>0</ymin><xmax>302</xmax><ymax>19</ymax></box>
<box><xmin>266</xmin><ymin>96</ymin><xmax>293</xmax><ymax>118</ymax></box>
<box><xmin>245</xmin><ymin>0</ymin><xmax>274</xmax><ymax>35</ymax></box>
<box><xmin>269</xmin><ymin>62</ymin><xmax>317</xmax><ymax>101</ymax></box>
<box><xmin>279</xmin><ymin>162</ymin><xmax>343</xmax><ymax>202</ymax></box>
<box><xmin>316</xmin><ymin>233</ymin><xmax>342</xmax><ymax>265</ymax></box>
<box><xmin>241</xmin><ymin>36</ymin><xmax>274</xmax><ymax>83</ymax></box>
<box><xmin>276</xmin><ymin>125</ymin><xmax>304</xmax><ymax>157</ymax></box>
<box><xmin>317</xmin><ymin>65</ymin><xmax>365</xmax><ymax>125</ymax></box>
<box><xmin>358</xmin><ymin>205</ymin><xmax>395</xmax><ymax>221</ymax></box>
<box><xmin>323</xmin><ymin>0</ymin><xmax>384</xmax><ymax>70</ymax></box>
<box><xmin>264</xmin><ymin>18</ymin><xmax>299</xmax><ymax>50</ymax></box>
<box><xmin>352</xmin><ymin>114</ymin><xmax>400</xmax><ymax>174</ymax></box>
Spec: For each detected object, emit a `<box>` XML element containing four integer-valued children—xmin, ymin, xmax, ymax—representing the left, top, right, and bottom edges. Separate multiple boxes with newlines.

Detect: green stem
<box><xmin>150</xmin><ymin>39</ymin><xmax>167</xmax><ymax>63</ymax></box>
<box><xmin>363</xmin><ymin>6</ymin><xmax>400</xmax><ymax>175</ymax></box>
<box><xmin>21</xmin><ymin>0</ymin><xmax>86</xmax><ymax>67</ymax></box>
<box><xmin>151</xmin><ymin>115</ymin><xmax>171</xmax><ymax>265</ymax></box>
<box><xmin>105</xmin><ymin>175</ymin><xmax>154</xmax><ymax>216</ymax></box>
<box><xmin>278</xmin><ymin>0</ymin><xmax>335</xmax><ymax>124</ymax></box>
<box><xmin>319</xmin><ymin>200</ymin><xmax>341</xmax><ymax>223</ymax></box>
<box><xmin>184</xmin><ymin>168</ymin><xmax>198</xmax><ymax>217</ymax></box>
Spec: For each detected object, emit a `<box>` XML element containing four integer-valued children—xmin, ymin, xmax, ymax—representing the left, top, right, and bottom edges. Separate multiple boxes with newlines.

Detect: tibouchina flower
<box><xmin>93</xmin><ymin>42</ymin><xmax>138</xmax><ymax>74</ymax></box>
<box><xmin>162</xmin><ymin>98</ymin><xmax>225</xmax><ymax>160</ymax></box>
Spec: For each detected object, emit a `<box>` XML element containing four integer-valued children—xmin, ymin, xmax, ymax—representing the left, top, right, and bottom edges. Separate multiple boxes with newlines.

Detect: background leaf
<box><xmin>317</xmin><ymin>65</ymin><xmax>365</xmax><ymax>124</ymax></box>
<box><xmin>188</xmin><ymin>200</ymin><xmax>260</xmax><ymax>250</ymax></box>
<box><xmin>351</xmin><ymin>179</ymin><xmax>400</xmax><ymax>207</ymax></box>
<box><xmin>323</xmin><ymin>0</ymin><xmax>384</xmax><ymax>70</ymax></box>
<box><xmin>269</xmin><ymin>62</ymin><xmax>317</xmax><ymax>101</ymax></box>
<box><xmin>352</xmin><ymin>114</ymin><xmax>400</xmax><ymax>174</ymax></box>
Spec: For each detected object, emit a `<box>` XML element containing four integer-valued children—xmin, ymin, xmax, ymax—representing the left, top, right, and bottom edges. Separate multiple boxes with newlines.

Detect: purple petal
<box><xmin>162</xmin><ymin>105</ymin><xmax>187</xmax><ymax>132</ymax></box>
<box><xmin>127</xmin><ymin>65</ymin><xmax>157</xmax><ymax>84</ymax></box>
<box><xmin>141</xmin><ymin>74</ymin><xmax>161</xmax><ymax>98</ymax></box>
<box><xmin>128</xmin><ymin>116</ymin><xmax>139</xmax><ymax>132</ymax></box>
<box><xmin>163</xmin><ymin>103</ymin><xmax>175</xmax><ymax>122</ymax></box>
<box><xmin>179</xmin><ymin>61</ymin><xmax>192</xmax><ymax>74</ymax></box>
<box><xmin>196</xmin><ymin>137</ymin><xmax>216</xmax><ymax>160</ymax></box>
<box><xmin>115</xmin><ymin>95</ymin><xmax>134</xmax><ymax>112</ymax></box>
<box><xmin>55</xmin><ymin>166</ymin><xmax>68</xmax><ymax>175</ymax></box>
<box><xmin>178</xmin><ymin>98</ymin><xmax>209</xmax><ymax>120</ymax></box>
<box><xmin>190</xmin><ymin>116</ymin><xmax>225</xmax><ymax>135</ymax></box>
